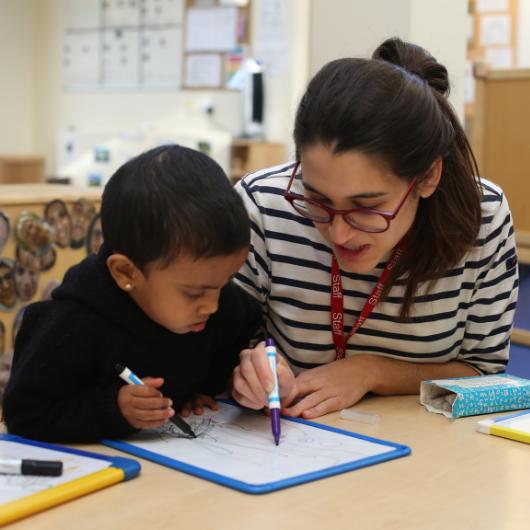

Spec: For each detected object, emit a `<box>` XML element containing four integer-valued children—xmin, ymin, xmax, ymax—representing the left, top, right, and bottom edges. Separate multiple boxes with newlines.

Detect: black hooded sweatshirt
<box><xmin>3</xmin><ymin>252</ymin><xmax>262</xmax><ymax>443</ymax></box>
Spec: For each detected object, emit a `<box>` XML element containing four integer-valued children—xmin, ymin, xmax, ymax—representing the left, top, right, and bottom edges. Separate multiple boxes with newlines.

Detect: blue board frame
<box><xmin>103</xmin><ymin>402</ymin><xmax>411</xmax><ymax>494</ymax></box>
<box><xmin>0</xmin><ymin>433</ymin><xmax>141</xmax><ymax>480</ymax></box>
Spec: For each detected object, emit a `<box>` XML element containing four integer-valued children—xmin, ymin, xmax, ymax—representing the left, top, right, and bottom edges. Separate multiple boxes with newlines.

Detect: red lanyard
<box><xmin>331</xmin><ymin>240</ymin><xmax>407</xmax><ymax>360</ymax></box>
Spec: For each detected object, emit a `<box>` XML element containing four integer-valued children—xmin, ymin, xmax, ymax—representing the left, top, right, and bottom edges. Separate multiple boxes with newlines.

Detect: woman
<box><xmin>232</xmin><ymin>38</ymin><xmax>519</xmax><ymax>419</ymax></box>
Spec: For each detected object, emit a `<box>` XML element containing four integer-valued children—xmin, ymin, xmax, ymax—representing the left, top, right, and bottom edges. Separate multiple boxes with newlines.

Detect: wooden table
<box><xmin>6</xmin><ymin>395</ymin><xmax>530</xmax><ymax>530</ymax></box>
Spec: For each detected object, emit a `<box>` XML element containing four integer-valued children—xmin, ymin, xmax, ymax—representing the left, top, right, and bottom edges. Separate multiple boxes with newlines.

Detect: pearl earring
<box><xmin>125</xmin><ymin>283</ymin><xmax>133</xmax><ymax>291</ymax></box>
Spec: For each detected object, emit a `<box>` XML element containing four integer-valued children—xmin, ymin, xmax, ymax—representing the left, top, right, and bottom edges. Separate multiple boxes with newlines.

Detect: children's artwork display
<box><xmin>0</xmin><ymin>197</ymin><xmax>102</xmax><ymax>354</ymax></box>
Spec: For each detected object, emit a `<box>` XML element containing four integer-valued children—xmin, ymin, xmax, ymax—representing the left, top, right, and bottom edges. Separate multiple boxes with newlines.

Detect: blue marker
<box><xmin>265</xmin><ymin>338</ymin><xmax>281</xmax><ymax>445</ymax></box>
<box><xmin>115</xmin><ymin>364</ymin><xmax>196</xmax><ymax>438</ymax></box>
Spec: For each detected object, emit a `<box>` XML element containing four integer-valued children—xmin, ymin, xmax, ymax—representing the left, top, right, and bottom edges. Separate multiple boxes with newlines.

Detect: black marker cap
<box><xmin>21</xmin><ymin>459</ymin><xmax>63</xmax><ymax>476</ymax></box>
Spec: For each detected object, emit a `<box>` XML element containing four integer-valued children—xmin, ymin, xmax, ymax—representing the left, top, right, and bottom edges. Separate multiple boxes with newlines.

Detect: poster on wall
<box><xmin>62</xmin><ymin>0</ymin><xmax>184</xmax><ymax>90</ymax></box>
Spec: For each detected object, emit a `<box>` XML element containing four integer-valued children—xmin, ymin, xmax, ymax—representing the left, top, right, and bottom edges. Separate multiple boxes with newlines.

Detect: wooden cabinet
<box><xmin>471</xmin><ymin>67</ymin><xmax>530</xmax><ymax>347</ymax></box>
<box><xmin>0</xmin><ymin>156</ymin><xmax>45</xmax><ymax>184</ymax></box>
<box><xmin>471</xmin><ymin>66</ymin><xmax>530</xmax><ymax>262</ymax></box>
<box><xmin>229</xmin><ymin>140</ymin><xmax>286</xmax><ymax>184</ymax></box>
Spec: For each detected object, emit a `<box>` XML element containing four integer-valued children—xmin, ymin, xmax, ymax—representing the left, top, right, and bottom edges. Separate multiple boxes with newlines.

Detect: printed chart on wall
<box><xmin>63</xmin><ymin>0</ymin><xmax>184</xmax><ymax>90</ymax></box>
<box><xmin>104</xmin><ymin>401</ymin><xmax>410</xmax><ymax>494</ymax></box>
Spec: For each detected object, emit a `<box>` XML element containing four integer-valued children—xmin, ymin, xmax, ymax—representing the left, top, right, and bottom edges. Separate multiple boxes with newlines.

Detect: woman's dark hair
<box><xmin>101</xmin><ymin>144</ymin><xmax>250</xmax><ymax>270</ymax></box>
<box><xmin>293</xmin><ymin>37</ymin><xmax>482</xmax><ymax>318</ymax></box>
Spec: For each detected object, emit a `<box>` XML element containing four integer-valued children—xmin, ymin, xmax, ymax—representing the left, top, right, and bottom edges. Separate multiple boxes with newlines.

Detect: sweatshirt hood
<box><xmin>52</xmin><ymin>250</ymin><xmax>177</xmax><ymax>343</ymax></box>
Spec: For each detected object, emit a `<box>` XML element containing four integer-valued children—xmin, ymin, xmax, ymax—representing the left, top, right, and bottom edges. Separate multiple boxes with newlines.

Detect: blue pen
<box><xmin>115</xmin><ymin>363</ymin><xmax>196</xmax><ymax>438</ymax></box>
<box><xmin>265</xmin><ymin>338</ymin><xmax>281</xmax><ymax>445</ymax></box>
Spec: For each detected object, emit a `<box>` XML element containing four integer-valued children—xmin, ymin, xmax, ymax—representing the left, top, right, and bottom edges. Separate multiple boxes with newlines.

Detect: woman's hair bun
<box><xmin>372</xmin><ymin>37</ymin><xmax>450</xmax><ymax>96</ymax></box>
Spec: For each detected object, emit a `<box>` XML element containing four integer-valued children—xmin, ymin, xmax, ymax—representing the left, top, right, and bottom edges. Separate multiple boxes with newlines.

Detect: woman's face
<box><xmin>14</xmin><ymin>263</ymin><xmax>39</xmax><ymax>301</ymax></box>
<box><xmin>299</xmin><ymin>145</ymin><xmax>438</xmax><ymax>273</ymax></box>
<box><xmin>45</xmin><ymin>202</ymin><xmax>71</xmax><ymax>248</ymax></box>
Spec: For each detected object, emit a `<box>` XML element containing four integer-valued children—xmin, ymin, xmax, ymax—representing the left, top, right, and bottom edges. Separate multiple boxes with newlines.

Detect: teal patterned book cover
<box><xmin>420</xmin><ymin>374</ymin><xmax>530</xmax><ymax>418</ymax></box>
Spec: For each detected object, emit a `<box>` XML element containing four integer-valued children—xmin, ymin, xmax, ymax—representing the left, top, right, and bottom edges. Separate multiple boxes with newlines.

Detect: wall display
<box><xmin>0</xmin><ymin>259</ymin><xmax>16</xmax><ymax>311</ymax></box>
<box><xmin>466</xmin><ymin>0</ymin><xmax>518</xmax><ymax>113</ymax></box>
<box><xmin>185</xmin><ymin>6</ymin><xmax>238</xmax><ymax>51</ymax></box>
<box><xmin>14</xmin><ymin>213</ymin><xmax>54</xmax><ymax>258</ymax></box>
<box><xmin>0</xmin><ymin>188</ymin><xmax>102</xmax><ymax>403</ymax></box>
<box><xmin>41</xmin><ymin>279</ymin><xmax>62</xmax><ymax>302</ymax></box>
<box><xmin>70</xmin><ymin>199</ymin><xmax>97</xmax><ymax>249</ymax></box>
<box><xmin>15</xmin><ymin>245</ymin><xmax>57</xmax><ymax>274</ymax></box>
<box><xmin>0</xmin><ymin>190</ymin><xmax>101</xmax><ymax>354</ymax></box>
<box><xmin>12</xmin><ymin>306</ymin><xmax>27</xmax><ymax>347</ymax></box>
<box><xmin>183</xmin><ymin>0</ymin><xmax>251</xmax><ymax>88</ymax></box>
<box><xmin>0</xmin><ymin>212</ymin><xmax>10</xmax><ymax>254</ymax></box>
<box><xmin>0</xmin><ymin>321</ymin><xmax>4</xmax><ymax>355</ymax></box>
<box><xmin>0</xmin><ymin>326</ymin><xmax>10</xmax><ymax>401</ymax></box>
<box><xmin>253</xmin><ymin>0</ymin><xmax>288</xmax><ymax>76</ymax></box>
<box><xmin>63</xmin><ymin>0</ymin><xmax>184</xmax><ymax>90</ymax></box>
<box><xmin>44</xmin><ymin>199</ymin><xmax>72</xmax><ymax>248</ymax></box>
<box><xmin>86</xmin><ymin>214</ymin><xmax>104</xmax><ymax>255</ymax></box>
<box><xmin>13</xmin><ymin>264</ymin><xmax>39</xmax><ymax>303</ymax></box>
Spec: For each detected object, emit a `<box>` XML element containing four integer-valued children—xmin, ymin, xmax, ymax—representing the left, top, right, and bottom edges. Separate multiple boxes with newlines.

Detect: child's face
<box><xmin>129</xmin><ymin>248</ymin><xmax>248</xmax><ymax>334</ymax></box>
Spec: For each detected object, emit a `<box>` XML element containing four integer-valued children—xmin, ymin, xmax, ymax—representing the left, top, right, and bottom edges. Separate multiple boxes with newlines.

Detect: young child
<box><xmin>3</xmin><ymin>145</ymin><xmax>262</xmax><ymax>442</ymax></box>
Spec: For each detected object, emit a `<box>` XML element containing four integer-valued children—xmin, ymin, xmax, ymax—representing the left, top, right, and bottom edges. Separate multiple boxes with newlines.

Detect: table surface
<box><xmin>5</xmin><ymin>395</ymin><xmax>530</xmax><ymax>530</ymax></box>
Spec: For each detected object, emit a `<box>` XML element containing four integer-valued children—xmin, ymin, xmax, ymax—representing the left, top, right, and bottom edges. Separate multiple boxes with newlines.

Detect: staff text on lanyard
<box><xmin>331</xmin><ymin>240</ymin><xmax>407</xmax><ymax>360</ymax></box>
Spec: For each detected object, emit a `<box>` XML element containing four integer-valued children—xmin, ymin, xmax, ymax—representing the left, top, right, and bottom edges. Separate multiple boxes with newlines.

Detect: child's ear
<box><xmin>418</xmin><ymin>157</ymin><xmax>442</xmax><ymax>199</ymax></box>
<box><xmin>106</xmin><ymin>254</ymin><xmax>141</xmax><ymax>292</ymax></box>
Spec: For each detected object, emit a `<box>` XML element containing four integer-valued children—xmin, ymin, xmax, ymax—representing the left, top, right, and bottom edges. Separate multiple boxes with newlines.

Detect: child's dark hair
<box><xmin>293</xmin><ymin>37</ymin><xmax>482</xmax><ymax>318</ymax></box>
<box><xmin>101</xmin><ymin>145</ymin><xmax>250</xmax><ymax>269</ymax></box>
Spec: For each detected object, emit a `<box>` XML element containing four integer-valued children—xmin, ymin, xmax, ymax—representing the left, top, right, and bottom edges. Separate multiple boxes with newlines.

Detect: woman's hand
<box><xmin>232</xmin><ymin>341</ymin><xmax>296</xmax><ymax>410</ymax></box>
<box><xmin>180</xmin><ymin>393</ymin><xmax>219</xmax><ymax>417</ymax></box>
<box><xmin>117</xmin><ymin>377</ymin><xmax>174</xmax><ymax>430</ymax></box>
<box><xmin>283</xmin><ymin>356</ymin><xmax>376</xmax><ymax>419</ymax></box>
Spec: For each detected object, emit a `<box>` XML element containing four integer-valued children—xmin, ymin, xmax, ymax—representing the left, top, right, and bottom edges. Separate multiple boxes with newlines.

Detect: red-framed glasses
<box><xmin>284</xmin><ymin>162</ymin><xmax>418</xmax><ymax>234</ymax></box>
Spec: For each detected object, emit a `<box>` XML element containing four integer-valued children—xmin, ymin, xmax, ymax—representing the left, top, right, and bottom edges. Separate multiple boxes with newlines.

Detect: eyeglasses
<box><xmin>284</xmin><ymin>162</ymin><xmax>418</xmax><ymax>234</ymax></box>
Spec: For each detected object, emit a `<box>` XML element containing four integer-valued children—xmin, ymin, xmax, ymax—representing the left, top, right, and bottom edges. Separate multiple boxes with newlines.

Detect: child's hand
<box><xmin>232</xmin><ymin>341</ymin><xmax>296</xmax><ymax>410</ymax></box>
<box><xmin>180</xmin><ymin>393</ymin><xmax>219</xmax><ymax>417</ymax></box>
<box><xmin>117</xmin><ymin>377</ymin><xmax>174</xmax><ymax>430</ymax></box>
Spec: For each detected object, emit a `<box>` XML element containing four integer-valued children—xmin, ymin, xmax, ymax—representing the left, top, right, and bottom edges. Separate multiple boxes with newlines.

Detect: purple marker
<box><xmin>265</xmin><ymin>338</ymin><xmax>281</xmax><ymax>445</ymax></box>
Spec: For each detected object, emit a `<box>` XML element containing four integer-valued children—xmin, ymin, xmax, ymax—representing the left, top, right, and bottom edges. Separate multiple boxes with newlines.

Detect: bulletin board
<box><xmin>0</xmin><ymin>186</ymin><xmax>102</xmax><ymax>355</ymax></box>
<box><xmin>182</xmin><ymin>0</ymin><xmax>251</xmax><ymax>89</ymax></box>
<box><xmin>63</xmin><ymin>0</ymin><xmax>186</xmax><ymax>90</ymax></box>
<box><xmin>465</xmin><ymin>0</ymin><xmax>518</xmax><ymax>116</ymax></box>
<box><xmin>62</xmin><ymin>0</ymin><xmax>252</xmax><ymax>91</ymax></box>
<box><xmin>468</xmin><ymin>0</ymin><xmax>518</xmax><ymax>67</ymax></box>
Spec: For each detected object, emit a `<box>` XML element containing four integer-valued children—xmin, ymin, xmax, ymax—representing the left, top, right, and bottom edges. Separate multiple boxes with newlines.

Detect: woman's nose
<box><xmin>328</xmin><ymin>213</ymin><xmax>355</xmax><ymax>245</ymax></box>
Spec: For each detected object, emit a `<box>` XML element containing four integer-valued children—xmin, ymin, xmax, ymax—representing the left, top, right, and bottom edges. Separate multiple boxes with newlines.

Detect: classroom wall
<box><xmin>31</xmin><ymin>0</ymin><xmax>310</xmax><ymax>175</ymax></box>
<box><xmin>309</xmin><ymin>0</ymin><xmax>468</xmax><ymax>121</ymax></box>
<box><xmin>518</xmin><ymin>0</ymin><xmax>530</xmax><ymax>67</ymax></box>
<box><xmin>0</xmin><ymin>0</ymin><xmax>37</xmax><ymax>154</ymax></box>
<box><xmin>2</xmin><ymin>0</ymin><xmax>528</xmax><ymax>175</ymax></box>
